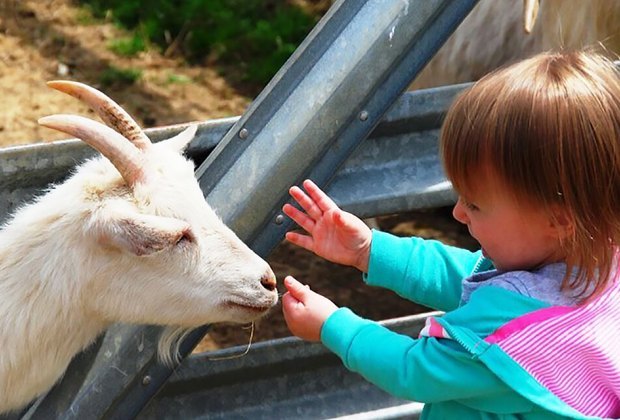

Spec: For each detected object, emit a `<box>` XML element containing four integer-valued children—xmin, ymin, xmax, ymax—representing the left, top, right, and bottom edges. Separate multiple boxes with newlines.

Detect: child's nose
<box><xmin>452</xmin><ymin>199</ymin><xmax>469</xmax><ymax>224</ymax></box>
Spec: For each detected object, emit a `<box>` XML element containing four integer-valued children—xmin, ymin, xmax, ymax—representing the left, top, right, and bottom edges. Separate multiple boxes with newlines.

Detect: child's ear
<box><xmin>549</xmin><ymin>205</ymin><xmax>574</xmax><ymax>240</ymax></box>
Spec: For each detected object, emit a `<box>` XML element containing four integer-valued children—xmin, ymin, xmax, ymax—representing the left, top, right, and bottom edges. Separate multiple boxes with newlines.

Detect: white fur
<box><xmin>0</xmin><ymin>129</ymin><xmax>278</xmax><ymax>413</ymax></box>
<box><xmin>410</xmin><ymin>0</ymin><xmax>620</xmax><ymax>90</ymax></box>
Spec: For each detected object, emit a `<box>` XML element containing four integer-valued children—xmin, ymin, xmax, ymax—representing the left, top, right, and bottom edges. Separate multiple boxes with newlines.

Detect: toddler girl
<box><xmin>282</xmin><ymin>50</ymin><xmax>620</xmax><ymax>419</ymax></box>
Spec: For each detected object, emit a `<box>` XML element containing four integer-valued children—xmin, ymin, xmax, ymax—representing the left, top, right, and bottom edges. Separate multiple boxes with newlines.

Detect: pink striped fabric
<box><xmin>488</xmin><ymin>279</ymin><xmax>620</xmax><ymax>418</ymax></box>
<box><xmin>419</xmin><ymin>316</ymin><xmax>452</xmax><ymax>339</ymax></box>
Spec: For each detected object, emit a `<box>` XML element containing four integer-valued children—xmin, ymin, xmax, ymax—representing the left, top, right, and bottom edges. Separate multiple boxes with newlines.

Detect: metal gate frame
<box><xmin>1</xmin><ymin>1</ymin><xmax>480</xmax><ymax>418</ymax></box>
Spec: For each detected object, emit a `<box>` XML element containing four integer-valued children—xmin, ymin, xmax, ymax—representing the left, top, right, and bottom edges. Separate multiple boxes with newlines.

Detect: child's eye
<box><xmin>460</xmin><ymin>197</ymin><xmax>479</xmax><ymax>211</ymax></box>
<box><xmin>466</xmin><ymin>201</ymin><xmax>479</xmax><ymax>211</ymax></box>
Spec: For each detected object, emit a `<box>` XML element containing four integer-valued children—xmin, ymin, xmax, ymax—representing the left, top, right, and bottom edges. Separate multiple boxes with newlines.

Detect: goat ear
<box><xmin>95</xmin><ymin>211</ymin><xmax>191</xmax><ymax>256</ymax></box>
<box><xmin>162</xmin><ymin>124</ymin><xmax>198</xmax><ymax>152</ymax></box>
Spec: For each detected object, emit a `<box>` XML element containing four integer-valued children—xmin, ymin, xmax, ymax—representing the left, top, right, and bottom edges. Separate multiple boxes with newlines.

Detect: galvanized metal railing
<box><xmin>139</xmin><ymin>312</ymin><xmax>442</xmax><ymax>419</ymax></box>
<box><xmin>0</xmin><ymin>83</ymin><xmax>466</xmax><ymax>225</ymax></box>
<box><xmin>1</xmin><ymin>83</ymin><xmax>469</xmax><ymax>420</ymax></box>
<box><xmin>0</xmin><ymin>0</ymin><xmax>480</xmax><ymax>418</ymax></box>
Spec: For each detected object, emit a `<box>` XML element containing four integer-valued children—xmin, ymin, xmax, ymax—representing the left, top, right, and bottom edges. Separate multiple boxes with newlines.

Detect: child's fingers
<box><xmin>281</xmin><ymin>291</ymin><xmax>301</xmax><ymax>311</ymax></box>
<box><xmin>289</xmin><ymin>186</ymin><xmax>323</xmax><ymax>220</ymax></box>
<box><xmin>284</xmin><ymin>231</ymin><xmax>314</xmax><ymax>252</ymax></box>
<box><xmin>282</xmin><ymin>203</ymin><xmax>315</xmax><ymax>233</ymax></box>
<box><xmin>284</xmin><ymin>276</ymin><xmax>311</xmax><ymax>302</ymax></box>
<box><xmin>281</xmin><ymin>292</ymin><xmax>306</xmax><ymax>337</ymax></box>
<box><xmin>303</xmin><ymin>179</ymin><xmax>339</xmax><ymax>213</ymax></box>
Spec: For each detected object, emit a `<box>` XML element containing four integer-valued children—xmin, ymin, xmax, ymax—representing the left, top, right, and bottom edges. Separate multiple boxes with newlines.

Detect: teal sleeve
<box><xmin>364</xmin><ymin>230</ymin><xmax>484</xmax><ymax>311</ymax></box>
<box><xmin>321</xmin><ymin>308</ymin><xmax>512</xmax><ymax>403</ymax></box>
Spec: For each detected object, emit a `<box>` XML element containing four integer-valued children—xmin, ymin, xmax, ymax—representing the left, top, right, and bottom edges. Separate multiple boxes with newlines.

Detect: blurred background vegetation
<box><xmin>77</xmin><ymin>0</ymin><xmax>329</xmax><ymax>87</ymax></box>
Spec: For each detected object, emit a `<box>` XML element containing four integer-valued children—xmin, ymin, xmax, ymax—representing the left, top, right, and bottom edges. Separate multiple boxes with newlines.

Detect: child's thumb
<box><xmin>284</xmin><ymin>276</ymin><xmax>311</xmax><ymax>301</ymax></box>
<box><xmin>334</xmin><ymin>210</ymin><xmax>357</xmax><ymax>233</ymax></box>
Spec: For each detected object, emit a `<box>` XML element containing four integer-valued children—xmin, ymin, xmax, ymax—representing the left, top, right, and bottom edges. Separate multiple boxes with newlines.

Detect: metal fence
<box><xmin>1</xmin><ymin>0</ymin><xmax>480</xmax><ymax>418</ymax></box>
<box><xmin>0</xmin><ymin>83</ymin><xmax>466</xmax><ymax>225</ymax></box>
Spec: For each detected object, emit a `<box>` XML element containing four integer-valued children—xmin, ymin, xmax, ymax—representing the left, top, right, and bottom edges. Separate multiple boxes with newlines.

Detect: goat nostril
<box><xmin>260</xmin><ymin>272</ymin><xmax>277</xmax><ymax>292</ymax></box>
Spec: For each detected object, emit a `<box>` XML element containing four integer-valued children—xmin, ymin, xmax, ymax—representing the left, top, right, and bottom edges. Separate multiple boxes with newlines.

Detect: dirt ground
<box><xmin>0</xmin><ymin>0</ymin><xmax>478</xmax><ymax>352</ymax></box>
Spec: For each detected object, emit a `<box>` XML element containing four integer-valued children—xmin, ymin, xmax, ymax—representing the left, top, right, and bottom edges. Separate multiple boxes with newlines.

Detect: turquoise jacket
<box><xmin>320</xmin><ymin>230</ymin><xmax>610</xmax><ymax>419</ymax></box>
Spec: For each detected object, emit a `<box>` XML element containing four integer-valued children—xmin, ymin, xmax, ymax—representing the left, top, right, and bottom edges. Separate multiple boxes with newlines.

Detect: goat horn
<box><xmin>39</xmin><ymin>114</ymin><xmax>145</xmax><ymax>186</ymax></box>
<box><xmin>523</xmin><ymin>0</ymin><xmax>539</xmax><ymax>34</ymax></box>
<box><xmin>46</xmin><ymin>80</ymin><xmax>152</xmax><ymax>151</ymax></box>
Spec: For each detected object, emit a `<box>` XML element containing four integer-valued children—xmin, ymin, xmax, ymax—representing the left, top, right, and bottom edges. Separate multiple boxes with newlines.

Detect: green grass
<box><xmin>77</xmin><ymin>0</ymin><xmax>321</xmax><ymax>86</ymax></box>
<box><xmin>165</xmin><ymin>73</ymin><xmax>192</xmax><ymax>84</ymax></box>
<box><xmin>107</xmin><ymin>35</ymin><xmax>146</xmax><ymax>57</ymax></box>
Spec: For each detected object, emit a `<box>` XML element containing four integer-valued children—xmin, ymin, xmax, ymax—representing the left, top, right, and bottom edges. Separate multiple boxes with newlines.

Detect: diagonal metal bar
<box><xmin>19</xmin><ymin>0</ymin><xmax>478</xmax><ymax>418</ymax></box>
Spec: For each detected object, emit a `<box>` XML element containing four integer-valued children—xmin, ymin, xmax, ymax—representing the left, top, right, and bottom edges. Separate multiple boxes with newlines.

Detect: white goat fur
<box><xmin>411</xmin><ymin>0</ymin><xmax>620</xmax><ymax>90</ymax></box>
<box><xmin>0</xmin><ymin>83</ymin><xmax>278</xmax><ymax>413</ymax></box>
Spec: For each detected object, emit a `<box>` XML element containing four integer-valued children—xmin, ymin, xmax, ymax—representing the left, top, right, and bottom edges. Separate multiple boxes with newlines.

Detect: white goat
<box><xmin>0</xmin><ymin>81</ymin><xmax>279</xmax><ymax>414</ymax></box>
<box><xmin>410</xmin><ymin>0</ymin><xmax>620</xmax><ymax>90</ymax></box>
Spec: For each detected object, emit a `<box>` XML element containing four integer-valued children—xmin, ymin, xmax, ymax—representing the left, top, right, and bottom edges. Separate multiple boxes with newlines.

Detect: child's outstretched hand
<box><xmin>283</xmin><ymin>179</ymin><xmax>372</xmax><ymax>272</ymax></box>
<box><xmin>282</xmin><ymin>276</ymin><xmax>338</xmax><ymax>341</ymax></box>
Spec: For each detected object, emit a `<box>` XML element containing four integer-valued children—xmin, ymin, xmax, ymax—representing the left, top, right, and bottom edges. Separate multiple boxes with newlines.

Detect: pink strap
<box><xmin>485</xmin><ymin>305</ymin><xmax>575</xmax><ymax>344</ymax></box>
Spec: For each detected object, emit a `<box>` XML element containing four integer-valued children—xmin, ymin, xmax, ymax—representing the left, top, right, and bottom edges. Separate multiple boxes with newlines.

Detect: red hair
<box><xmin>441</xmin><ymin>50</ymin><xmax>620</xmax><ymax>298</ymax></box>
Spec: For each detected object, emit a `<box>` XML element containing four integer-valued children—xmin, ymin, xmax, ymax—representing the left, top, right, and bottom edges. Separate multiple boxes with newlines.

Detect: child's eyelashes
<box><xmin>465</xmin><ymin>201</ymin><xmax>480</xmax><ymax>211</ymax></box>
<box><xmin>459</xmin><ymin>197</ymin><xmax>479</xmax><ymax>211</ymax></box>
